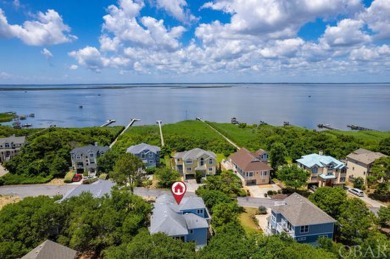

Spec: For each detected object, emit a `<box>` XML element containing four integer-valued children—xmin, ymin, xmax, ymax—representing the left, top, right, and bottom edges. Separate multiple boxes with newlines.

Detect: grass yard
<box><xmin>114</xmin><ymin>120</ymin><xmax>235</xmax><ymax>154</ymax></box>
<box><xmin>239</xmin><ymin>207</ymin><xmax>262</xmax><ymax>235</ymax></box>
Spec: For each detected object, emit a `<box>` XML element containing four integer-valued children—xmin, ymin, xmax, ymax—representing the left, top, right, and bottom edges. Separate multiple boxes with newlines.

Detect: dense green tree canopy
<box><xmin>0</xmin><ymin>196</ymin><xmax>63</xmax><ymax>258</ymax></box>
<box><xmin>309</xmin><ymin>187</ymin><xmax>347</xmax><ymax>219</ymax></box>
<box><xmin>277</xmin><ymin>164</ymin><xmax>310</xmax><ymax>190</ymax></box>
<box><xmin>155</xmin><ymin>168</ymin><xmax>180</xmax><ymax>188</ymax></box>
<box><xmin>338</xmin><ymin>198</ymin><xmax>374</xmax><ymax>245</ymax></box>
<box><xmin>111</xmin><ymin>153</ymin><xmax>145</xmax><ymax>190</ymax></box>
<box><xmin>2</xmin><ymin>127</ymin><xmax>122</xmax><ymax>184</ymax></box>
<box><xmin>270</xmin><ymin>142</ymin><xmax>288</xmax><ymax>170</ymax></box>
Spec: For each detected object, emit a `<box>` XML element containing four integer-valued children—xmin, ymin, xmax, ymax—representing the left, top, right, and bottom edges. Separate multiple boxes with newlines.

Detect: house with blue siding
<box><xmin>149</xmin><ymin>194</ymin><xmax>210</xmax><ymax>249</ymax></box>
<box><xmin>267</xmin><ymin>193</ymin><xmax>336</xmax><ymax>244</ymax></box>
<box><xmin>126</xmin><ymin>143</ymin><xmax>160</xmax><ymax>168</ymax></box>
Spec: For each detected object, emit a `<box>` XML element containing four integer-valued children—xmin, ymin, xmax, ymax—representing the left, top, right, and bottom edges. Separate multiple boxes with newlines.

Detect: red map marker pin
<box><xmin>171</xmin><ymin>181</ymin><xmax>187</xmax><ymax>205</ymax></box>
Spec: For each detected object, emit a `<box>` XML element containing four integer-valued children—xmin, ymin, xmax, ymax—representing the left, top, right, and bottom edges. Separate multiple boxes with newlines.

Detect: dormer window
<box><xmin>186</xmin><ymin>159</ymin><xmax>192</xmax><ymax>164</ymax></box>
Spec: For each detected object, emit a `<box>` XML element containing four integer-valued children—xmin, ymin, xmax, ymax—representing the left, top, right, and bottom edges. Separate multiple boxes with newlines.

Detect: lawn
<box><xmin>239</xmin><ymin>207</ymin><xmax>262</xmax><ymax>235</ymax></box>
<box><xmin>114</xmin><ymin>120</ymin><xmax>235</xmax><ymax>154</ymax></box>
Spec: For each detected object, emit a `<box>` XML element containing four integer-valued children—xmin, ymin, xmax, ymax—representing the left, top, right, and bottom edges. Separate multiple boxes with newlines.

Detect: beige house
<box><xmin>174</xmin><ymin>148</ymin><xmax>217</xmax><ymax>180</ymax></box>
<box><xmin>346</xmin><ymin>148</ymin><xmax>387</xmax><ymax>183</ymax></box>
<box><xmin>296</xmin><ymin>153</ymin><xmax>346</xmax><ymax>187</ymax></box>
<box><xmin>229</xmin><ymin>148</ymin><xmax>272</xmax><ymax>185</ymax></box>
<box><xmin>0</xmin><ymin>134</ymin><xmax>26</xmax><ymax>163</ymax></box>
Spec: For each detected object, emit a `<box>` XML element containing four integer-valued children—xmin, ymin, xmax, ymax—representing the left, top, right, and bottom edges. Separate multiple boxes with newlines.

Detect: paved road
<box><xmin>0</xmin><ymin>184</ymin><xmax>76</xmax><ymax>198</ymax></box>
<box><xmin>237</xmin><ymin>197</ymin><xmax>278</xmax><ymax>208</ymax></box>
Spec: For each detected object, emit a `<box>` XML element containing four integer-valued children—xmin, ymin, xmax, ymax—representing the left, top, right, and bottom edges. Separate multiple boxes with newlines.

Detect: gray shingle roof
<box><xmin>183</xmin><ymin>213</ymin><xmax>208</xmax><ymax>229</ymax></box>
<box><xmin>150</xmin><ymin>194</ymin><xmax>209</xmax><ymax>236</ymax></box>
<box><xmin>0</xmin><ymin>134</ymin><xmax>26</xmax><ymax>145</ymax></box>
<box><xmin>272</xmin><ymin>193</ymin><xmax>336</xmax><ymax>226</ymax></box>
<box><xmin>59</xmin><ymin>180</ymin><xmax>115</xmax><ymax>202</ymax></box>
<box><xmin>70</xmin><ymin>145</ymin><xmax>109</xmax><ymax>156</ymax></box>
<box><xmin>173</xmin><ymin>148</ymin><xmax>216</xmax><ymax>160</ymax></box>
<box><xmin>21</xmin><ymin>240</ymin><xmax>77</xmax><ymax>259</ymax></box>
<box><xmin>126</xmin><ymin>143</ymin><xmax>160</xmax><ymax>154</ymax></box>
<box><xmin>347</xmin><ymin>148</ymin><xmax>387</xmax><ymax>166</ymax></box>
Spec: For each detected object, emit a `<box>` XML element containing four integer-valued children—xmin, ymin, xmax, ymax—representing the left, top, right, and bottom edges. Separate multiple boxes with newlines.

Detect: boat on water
<box><xmin>22</xmin><ymin>123</ymin><xmax>32</xmax><ymax>128</ymax></box>
<box><xmin>79</xmin><ymin>105</ymin><xmax>83</xmax><ymax>109</ymax></box>
<box><xmin>29</xmin><ymin>113</ymin><xmax>35</xmax><ymax>117</ymax></box>
<box><xmin>19</xmin><ymin>115</ymin><xmax>27</xmax><ymax>120</ymax></box>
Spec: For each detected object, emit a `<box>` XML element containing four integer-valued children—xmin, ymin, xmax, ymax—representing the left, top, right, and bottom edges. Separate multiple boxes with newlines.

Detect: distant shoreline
<box><xmin>1</xmin><ymin>82</ymin><xmax>389</xmax><ymax>91</ymax></box>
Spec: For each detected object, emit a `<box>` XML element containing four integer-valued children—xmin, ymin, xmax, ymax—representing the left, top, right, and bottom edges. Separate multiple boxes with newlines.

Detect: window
<box><xmin>352</xmin><ymin>167</ymin><xmax>355</xmax><ymax>170</ymax></box>
<box><xmin>149</xmin><ymin>160</ymin><xmax>153</xmax><ymax>164</ymax></box>
<box><xmin>248</xmin><ymin>172</ymin><xmax>253</xmax><ymax>177</ymax></box>
<box><xmin>312</xmin><ymin>167</ymin><xmax>318</xmax><ymax>174</ymax></box>
<box><xmin>5</xmin><ymin>143</ymin><xmax>9</xmax><ymax>148</ymax></box>
<box><xmin>300</xmin><ymin>225</ymin><xmax>309</xmax><ymax>233</ymax></box>
<box><xmin>141</xmin><ymin>153</ymin><xmax>145</xmax><ymax>158</ymax></box>
<box><xmin>197</xmin><ymin>209</ymin><xmax>203</xmax><ymax>214</ymax></box>
<box><xmin>340</xmin><ymin>177</ymin><xmax>346</xmax><ymax>182</ymax></box>
<box><xmin>149</xmin><ymin>153</ymin><xmax>153</xmax><ymax>158</ymax></box>
<box><xmin>200</xmin><ymin>158</ymin><xmax>204</xmax><ymax>166</ymax></box>
<box><xmin>263</xmin><ymin>171</ymin><xmax>268</xmax><ymax>176</ymax></box>
<box><xmin>271</xmin><ymin>215</ymin><xmax>276</xmax><ymax>222</ymax></box>
<box><xmin>189</xmin><ymin>229</ymin><xmax>193</xmax><ymax>234</ymax></box>
<box><xmin>208</xmin><ymin>167</ymin><xmax>213</xmax><ymax>171</ymax></box>
<box><xmin>209</xmin><ymin>159</ymin><xmax>213</xmax><ymax>164</ymax></box>
<box><xmin>185</xmin><ymin>159</ymin><xmax>192</xmax><ymax>164</ymax></box>
<box><xmin>187</xmin><ymin>167</ymin><xmax>192</xmax><ymax>171</ymax></box>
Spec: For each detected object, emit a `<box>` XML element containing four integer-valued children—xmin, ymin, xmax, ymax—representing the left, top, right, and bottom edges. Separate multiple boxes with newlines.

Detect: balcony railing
<box><xmin>276</xmin><ymin>223</ymin><xmax>295</xmax><ymax>237</ymax></box>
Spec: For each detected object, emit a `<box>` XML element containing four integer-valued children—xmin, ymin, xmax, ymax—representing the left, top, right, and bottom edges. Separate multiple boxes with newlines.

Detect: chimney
<box><xmin>94</xmin><ymin>142</ymin><xmax>98</xmax><ymax>146</ymax></box>
<box><xmin>319</xmin><ymin>150</ymin><xmax>323</xmax><ymax>156</ymax></box>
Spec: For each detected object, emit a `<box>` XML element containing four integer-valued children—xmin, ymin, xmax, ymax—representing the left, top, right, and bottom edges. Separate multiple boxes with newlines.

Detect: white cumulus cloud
<box><xmin>320</xmin><ymin>19</ymin><xmax>371</xmax><ymax>47</ymax></box>
<box><xmin>41</xmin><ymin>48</ymin><xmax>53</xmax><ymax>59</ymax></box>
<box><xmin>156</xmin><ymin>0</ymin><xmax>195</xmax><ymax>23</ymax></box>
<box><xmin>69</xmin><ymin>64</ymin><xmax>78</xmax><ymax>70</ymax></box>
<box><xmin>0</xmin><ymin>8</ymin><xmax>76</xmax><ymax>46</ymax></box>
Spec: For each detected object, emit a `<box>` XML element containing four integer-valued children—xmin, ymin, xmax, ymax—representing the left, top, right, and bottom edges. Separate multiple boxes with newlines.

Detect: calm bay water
<box><xmin>0</xmin><ymin>83</ymin><xmax>389</xmax><ymax>131</ymax></box>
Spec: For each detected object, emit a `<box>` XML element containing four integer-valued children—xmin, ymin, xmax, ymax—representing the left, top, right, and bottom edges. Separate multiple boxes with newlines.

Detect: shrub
<box><xmin>64</xmin><ymin>171</ymin><xmax>75</xmax><ymax>183</ymax></box>
<box><xmin>99</xmin><ymin>173</ymin><xmax>108</xmax><ymax>180</ymax></box>
<box><xmin>1</xmin><ymin>174</ymin><xmax>53</xmax><ymax>185</ymax></box>
<box><xmin>82</xmin><ymin>178</ymin><xmax>98</xmax><ymax>184</ymax></box>
<box><xmin>258</xmin><ymin>206</ymin><xmax>267</xmax><ymax>215</ymax></box>
<box><xmin>353</xmin><ymin>177</ymin><xmax>365</xmax><ymax>190</ymax></box>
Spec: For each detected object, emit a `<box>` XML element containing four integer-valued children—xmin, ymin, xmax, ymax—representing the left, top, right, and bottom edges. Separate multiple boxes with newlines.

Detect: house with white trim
<box><xmin>267</xmin><ymin>193</ymin><xmax>336</xmax><ymax>244</ymax></box>
<box><xmin>174</xmin><ymin>148</ymin><xmax>216</xmax><ymax>180</ymax></box>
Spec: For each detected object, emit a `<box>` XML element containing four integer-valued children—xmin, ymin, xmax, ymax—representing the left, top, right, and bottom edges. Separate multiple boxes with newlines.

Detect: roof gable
<box><xmin>21</xmin><ymin>240</ymin><xmax>77</xmax><ymax>259</ymax></box>
<box><xmin>230</xmin><ymin>148</ymin><xmax>272</xmax><ymax>171</ymax></box>
<box><xmin>127</xmin><ymin>143</ymin><xmax>160</xmax><ymax>154</ymax></box>
<box><xmin>296</xmin><ymin>153</ymin><xmax>345</xmax><ymax>169</ymax></box>
<box><xmin>347</xmin><ymin>148</ymin><xmax>387</xmax><ymax>165</ymax></box>
<box><xmin>272</xmin><ymin>193</ymin><xmax>336</xmax><ymax>226</ymax></box>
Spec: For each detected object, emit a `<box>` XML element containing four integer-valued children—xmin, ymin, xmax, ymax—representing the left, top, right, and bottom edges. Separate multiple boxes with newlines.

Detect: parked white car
<box><xmin>349</xmin><ymin>188</ymin><xmax>364</xmax><ymax>197</ymax></box>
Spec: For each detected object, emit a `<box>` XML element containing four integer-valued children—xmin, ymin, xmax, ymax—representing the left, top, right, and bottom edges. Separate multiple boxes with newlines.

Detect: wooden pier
<box><xmin>317</xmin><ymin>124</ymin><xmax>340</xmax><ymax>130</ymax></box>
<box><xmin>109</xmin><ymin>118</ymin><xmax>139</xmax><ymax>149</ymax></box>
<box><xmin>101</xmin><ymin>119</ymin><xmax>116</xmax><ymax>127</ymax></box>
<box><xmin>347</xmin><ymin>124</ymin><xmax>375</xmax><ymax>131</ymax></box>
<box><xmin>156</xmin><ymin>120</ymin><xmax>165</xmax><ymax>147</ymax></box>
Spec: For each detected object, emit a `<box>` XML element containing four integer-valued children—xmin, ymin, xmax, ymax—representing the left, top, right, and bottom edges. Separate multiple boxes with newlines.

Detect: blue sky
<box><xmin>0</xmin><ymin>0</ymin><xmax>389</xmax><ymax>84</ymax></box>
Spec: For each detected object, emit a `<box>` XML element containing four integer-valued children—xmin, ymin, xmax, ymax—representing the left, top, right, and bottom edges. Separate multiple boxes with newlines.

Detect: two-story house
<box><xmin>70</xmin><ymin>144</ymin><xmax>109</xmax><ymax>176</ymax></box>
<box><xmin>126</xmin><ymin>143</ymin><xmax>161</xmax><ymax>168</ymax></box>
<box><xmin>0</xmin><ymin>135</ymin><xmax>26</xmax><ymax>163</ymax></box>
<box><xmin>174</xmin><ymin>148</ymin><xmax>216</xmax><ymax>180</ymax></box>
<box><xmin>229</xmin><ymin>148</ymin><xmax>272</xmax><ymax>185</ymax></box>
<box><xmin>346</xmin><ymin>148</ymin><xmax>387</xmax><ymax>184</ymax></box>
<box><xmin>149</xmin><ymin>194</ymin><xmax>211</xmax><ymax>249</ymax></box>
<box><xmin>254</xmin><ymin>149</ymin><xmax>268</xmax><ymax>163</ymax></box>
<box><xmin>267</xmin><ymin>193</ymin><xmax>336</xmax><ymax>244</ymax></box>
<box><xmin>296</xmin><ymin>153</ymin><xmax>346</xmax><ymax>187</ymax></box>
